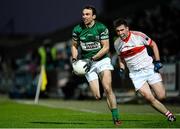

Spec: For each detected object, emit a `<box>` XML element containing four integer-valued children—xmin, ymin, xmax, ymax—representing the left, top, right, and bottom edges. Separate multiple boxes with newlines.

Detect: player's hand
<box><xmin>119</xmin><ymin>68</ymin><xmax>125</xmax><ymax>77</ymax></box>
<box><xmin>83</xmin><ymin>58</ymin><xmax>93</xmax><ymax>72</ymax></box>
<box><xmin>154</xmin><ymin>60</ymin><xmax>163</xmax><ymax>72</ymax></box>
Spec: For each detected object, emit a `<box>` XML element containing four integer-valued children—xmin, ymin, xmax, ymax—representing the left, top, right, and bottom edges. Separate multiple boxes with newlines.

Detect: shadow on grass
<box><xmin>30</xmin><ymin>121</ymin><xmax>87</xmax><ymax>125</ymax></box>
<box><xmin>95</xmin><ymin>119</ymin><xmax>152</xmax><ymax>122</ymax></box>
<box><xmin>30</xmin><ymin>119</ymin><xmax>154</xmax><ymax>126</ymax></box>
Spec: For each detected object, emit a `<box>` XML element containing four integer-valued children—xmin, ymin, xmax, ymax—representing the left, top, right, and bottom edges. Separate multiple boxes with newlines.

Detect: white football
<box><xmin>72</xmin><ymin>59</ymin><xmax>88</xmax><ymax>76</ymax></box>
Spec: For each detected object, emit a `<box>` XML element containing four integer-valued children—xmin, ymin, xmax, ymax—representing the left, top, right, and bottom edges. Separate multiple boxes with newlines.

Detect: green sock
<box><xmin>111</xmin><ymin>108</ymin><xmax>120</xmax><ymax>120</ymax></box>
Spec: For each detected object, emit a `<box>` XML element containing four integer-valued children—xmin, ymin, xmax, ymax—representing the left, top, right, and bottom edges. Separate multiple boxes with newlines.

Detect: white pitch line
<box><xmin>16</xmin><ymin>100</ymin><xmax>180</xmax><ymax>116</ymax></box>
<box><xmin>39</xmin><ymin>102</ymin><xmax>104</xmax><ymax>114</ymax></box>
<box><xmin>39</xmin><ymin>103</ymin><xmax>102</xmax><ymax>114</ymax></box>
<box><xmin>16</xmin><ymin>100</ymin><xmax>104</xmax><ymax>114</ymax></box>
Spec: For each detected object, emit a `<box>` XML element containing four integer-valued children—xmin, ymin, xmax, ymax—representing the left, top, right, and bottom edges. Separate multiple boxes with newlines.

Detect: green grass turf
<box><xmin>0</xmin><ymin>96</ymin><xmax>179</xmax><ymax>128</ymax></box>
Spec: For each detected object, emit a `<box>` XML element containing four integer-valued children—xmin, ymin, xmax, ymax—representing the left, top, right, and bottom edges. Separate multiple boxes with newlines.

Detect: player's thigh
<box><xmin>99</xmin><ymin>70</ymin><xmax>112</xmax><ymax>91</ymax></box>
<box><xmin>151</xmin><ymin>81</ymin><xmax>166</xmax><ymax>100</ymax></box>
<box><xmin>138</xmin><ymin>82</ymin><xmax>155</xmax><ymax>101</ymax></box>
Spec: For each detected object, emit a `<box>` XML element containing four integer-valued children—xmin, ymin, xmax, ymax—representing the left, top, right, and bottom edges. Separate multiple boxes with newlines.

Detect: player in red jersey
<box><xmin>113</xmin><ymin>18</ymin><xmax>176</xmax><ymax>122</ymax></box>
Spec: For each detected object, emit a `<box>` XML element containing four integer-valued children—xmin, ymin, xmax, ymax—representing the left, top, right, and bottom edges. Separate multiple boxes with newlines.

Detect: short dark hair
<box><xmin>113</xmin><ymin>18</ymin><xmax>129</xmax><ymax>28</ymax></box>
<box><xmin>83</xmin><ymin>5</ymin><xmax>97</xmax><ymax>15</ymax></box>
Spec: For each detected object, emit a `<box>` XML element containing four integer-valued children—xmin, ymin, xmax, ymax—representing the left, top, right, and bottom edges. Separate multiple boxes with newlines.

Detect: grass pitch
<box><xmin>0</xmin><ymin>96</ymin><xmax>179</xmax><ymax>128</ymax></box>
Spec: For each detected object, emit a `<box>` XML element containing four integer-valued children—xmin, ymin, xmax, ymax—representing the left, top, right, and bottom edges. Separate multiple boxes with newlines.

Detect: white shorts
<box><xmin>129</xmin><ymin>67</ymin><xmax>162</xmax><ymax>91</ymax></box>
<box><xmin>85</xmin><ymin>57</ymin><xmax>114</xmax><ymax>82</ymax></box>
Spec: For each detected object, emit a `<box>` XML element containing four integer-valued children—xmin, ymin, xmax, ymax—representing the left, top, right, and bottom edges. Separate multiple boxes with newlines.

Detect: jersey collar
<box><xmin>86</xmin><ymin>20</ymin><xmax>95</xmax><ymax>28</ymax></box>
<box><xmin>122</xmin><ymin>31</ymin><xmax>131</xmax><ymax>43</ymax></box>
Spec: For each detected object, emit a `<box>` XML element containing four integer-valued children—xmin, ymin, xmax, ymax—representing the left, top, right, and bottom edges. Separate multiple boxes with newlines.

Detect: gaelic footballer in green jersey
<box><xmin>71</xmin><ymin>5</ymin><xmax>121</xmax><ymax>126</ymax></box>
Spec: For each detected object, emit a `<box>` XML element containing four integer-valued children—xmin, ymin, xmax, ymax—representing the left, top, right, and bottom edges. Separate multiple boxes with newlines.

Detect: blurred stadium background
<box><xmin>0</xmin><ymin>0</ymin><xmax>180</xmax><ymax>104</ymax></box>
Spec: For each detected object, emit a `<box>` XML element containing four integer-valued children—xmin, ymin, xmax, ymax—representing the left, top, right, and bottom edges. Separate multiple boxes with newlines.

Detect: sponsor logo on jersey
<box><xmin>80</xmin><ymin>41</ymin><xmax>101</xmax><ymax>51</ymax></box>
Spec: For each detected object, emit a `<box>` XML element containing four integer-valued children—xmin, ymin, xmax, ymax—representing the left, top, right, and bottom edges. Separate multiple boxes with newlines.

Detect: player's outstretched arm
<box><xmin>150</xmin><ymin>40</ymin><xmax>160</xmax><ymax>61</ymax></box>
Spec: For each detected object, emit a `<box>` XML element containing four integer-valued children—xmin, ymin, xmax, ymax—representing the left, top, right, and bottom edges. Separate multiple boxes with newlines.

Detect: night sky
<box><xmin>0</xmin><ymin>0</ymin><xmax>104</xmax><ymax>35</ymax></box>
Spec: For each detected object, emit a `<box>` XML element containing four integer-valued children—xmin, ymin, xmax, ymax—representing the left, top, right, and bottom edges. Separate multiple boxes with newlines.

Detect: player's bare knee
<box><xmin>157</xmin><ymin>94</ymin><xmax>166</xmax><ymax>101</ymax></box>
<box><xmin>95</xmin><ymin>95</ymin><xmax>101</xmax><ymax>100</ymax></box>
<box><xmin>103</xmin><ymin>87</ymin><xmax>111</xmax><ymax>95</ymax></box>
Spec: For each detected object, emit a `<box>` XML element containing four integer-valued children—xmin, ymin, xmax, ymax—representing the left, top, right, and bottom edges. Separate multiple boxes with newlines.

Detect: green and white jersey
<box><xmin>72</xmin><ymin>21</ymin><xmax>109</xmax><ymax>59</ymax></box>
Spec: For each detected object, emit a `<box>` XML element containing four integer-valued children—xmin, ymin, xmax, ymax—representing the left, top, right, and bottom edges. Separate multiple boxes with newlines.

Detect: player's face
<box><xmin>115</xmin><ymin>25</ymin><xmax>129</xmax><ymax>40</ymax></box>
<box><xmin>82</xmin><ymin>9</ymin><xmax>96</xmax><ymax>26</ymax></box>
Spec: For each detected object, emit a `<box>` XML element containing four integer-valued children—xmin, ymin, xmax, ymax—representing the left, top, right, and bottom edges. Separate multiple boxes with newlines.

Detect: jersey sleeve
<box><xmin>132</xmin><ymin>31</ymin><xmax>152</xmax><ymax>46</ymax></box>
<box><xmin>140</xmin><ymin>32</ymin><xmax>152</xmax><ymax>46</ymax></box>
<box><xmin>98</xmin><ymin>23</ymin><xmax>109</xmax><ymax>40</ymax></box>
<box><xmin>72</xmin><ymin>25</ymin><xmax>80</xmax><ymax>41</ymax></box>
